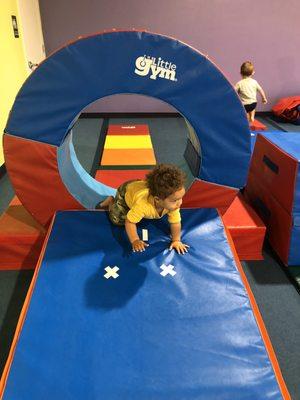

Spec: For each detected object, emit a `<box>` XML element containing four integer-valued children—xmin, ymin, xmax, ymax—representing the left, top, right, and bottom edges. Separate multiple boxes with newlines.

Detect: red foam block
<box><xmin>4</xmin><ymin>134</ymin><xmax>84</xmax><ymax>226</ymax></box>
<box><xmin>244</xmin><ymin>172</ymin><xmax>292</xmax><ymax>265</ymax></box>
<box><xmin>0</xmin><ymin>197</ymin><xmax>46</xmax><ymax>270</ymax></box>
<box><xmin>220</xmin><ymin>194</ymin><xmax>266</xmax><ymax>260</ymax></box>
<box><xmin>247</xmin><ymin>133</ymin><xmax>298</xmax><ymax>214</ymax></box>
<box><xmin>182</xmin><ymin>179</ymin><xmax>238</xmax><ymax>209</ymax></box>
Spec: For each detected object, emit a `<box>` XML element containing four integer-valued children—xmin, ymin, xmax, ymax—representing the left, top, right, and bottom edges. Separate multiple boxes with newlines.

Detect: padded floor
<box><xmin>101</xmin><ymin>148</ymin><xmax>156</xmax><ymax>165</ymax></box>
<box><xmin>2</xmin><ymin>209</ymin><xmax>283</xmax><ymax>399</ymax></box>
<box><xmin>95</xmin><ymin>169</ymin><xmax>151</xmax><ymax>188</ymax></box>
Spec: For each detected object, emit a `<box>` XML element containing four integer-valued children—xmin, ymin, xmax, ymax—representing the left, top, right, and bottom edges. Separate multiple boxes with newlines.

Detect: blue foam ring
<box><xmin>5</xmin><ymin>30</ymin><xmax>251</xmax><ymax>189</ymax></box>
<box><xmin>57</xmin><ymin>131</ymin><xmax>116</xmax><ymax>208</ymax></box>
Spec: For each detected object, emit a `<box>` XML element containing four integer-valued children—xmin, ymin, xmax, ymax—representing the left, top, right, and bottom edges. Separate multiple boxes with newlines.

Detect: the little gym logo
<box><xmin>134</xmin><ymin>55</ymin><xmax>177</xmax><ymax>82</ymax></box>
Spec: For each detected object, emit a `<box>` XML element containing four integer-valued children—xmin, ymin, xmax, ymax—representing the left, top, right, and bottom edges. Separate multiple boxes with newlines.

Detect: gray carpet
<box><xmin>242</xmin><ymin>245</ymin><xmax>300</xmax><ymax>398</ymax></box>
<box><xmin>72</xmin><ymin>117</ymin><xmax>104</xmax><ymax>174</ymax></box>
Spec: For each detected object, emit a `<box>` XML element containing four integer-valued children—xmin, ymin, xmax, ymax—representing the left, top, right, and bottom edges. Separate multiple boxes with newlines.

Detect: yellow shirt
<box><xmin>125</xmin><ymin>180</ymin><xmax>181</xmax><ymax>224</ymax></box>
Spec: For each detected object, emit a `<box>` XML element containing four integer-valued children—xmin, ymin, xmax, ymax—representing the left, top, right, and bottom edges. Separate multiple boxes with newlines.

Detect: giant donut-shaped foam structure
<box><xmin>4</xmin><ymin>30</ymin><xmax>250</xmax><ymax>225</ymax></box>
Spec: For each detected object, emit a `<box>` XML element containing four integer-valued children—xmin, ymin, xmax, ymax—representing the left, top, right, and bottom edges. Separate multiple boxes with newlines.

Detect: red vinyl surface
<box><xmin>4</xmin><ymin>134</ymin><xmax>84</xmax><ymax>226</ymax></box>
<box><xmin>250</xmin><ymin>119</ymin><xmax>267</xmax><ymax>131</ymax></box>
<box><xmin>182</xmin><ymin>179</ymin><xmax>238</xmax><ymax>209</ymax></box>
<box><xmin>95</xmin><ymin>169</ymin><xmax>151</xmax><ymax>188</ymax></box>
<box><xmin>272</xmin><ymin>96</ymin><xmax>300</xmax><ymax>121</ymax></box>
<box><xmin>107</xmin><ymin>124</ymin><xmax>150</xmax><ymax>135</ymax></box>
<box><xmin>0</xmin><ymin>197</ymin><xmax>46</xmax><ymax>270</ymax></box>
<box><xmin>247</xmin><ymin>134</ymin><xmax>298</xmax><ymax>213</ymax></box>
<box><xmin>245</xmin><ymin>173</ymin><xmax>292</xmax><ymax>265</ymax></box>
<box><xmin>221</xmin><ymin>194</ymin><xmax>266</xmax><ymax>260</ymax></box>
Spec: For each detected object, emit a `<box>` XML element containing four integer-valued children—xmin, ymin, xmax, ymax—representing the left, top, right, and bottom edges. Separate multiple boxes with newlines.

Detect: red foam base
<box><xmin>220</xmin><ymin>194</ymin><xmax>266</xmax><ymax>260</ymax></box>
<box><xmin>0</xmin><ymin>197</ymin><xmax>46</xmax><ymax>270</ymax></box>
<box><xmin>244</xmin><ymin>173</ymin><xmax>292</xmax><ymax>265</ymax></box>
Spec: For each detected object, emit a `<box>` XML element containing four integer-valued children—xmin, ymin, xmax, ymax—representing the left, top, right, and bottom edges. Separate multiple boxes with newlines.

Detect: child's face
<box><xmin>158</xmin><ymin>187</ymin><xmax>185</xmax><ymax>211</ymax></box>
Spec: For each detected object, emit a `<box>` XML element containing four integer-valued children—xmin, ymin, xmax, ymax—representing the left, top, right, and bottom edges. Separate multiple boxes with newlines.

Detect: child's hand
<box><xmin>262</xmin><ymin>98</ymin><xmax>268</xmax><ymax>104</ymax></box>
<box><xmin>132</xmin><ymin>239</ymin><xmax>149</xmax><ymax>252</ymax></box>
<box><xmin>169</xmin><ymin>240</ymin><xmax>189</xmax><ymax>254</ymax></box>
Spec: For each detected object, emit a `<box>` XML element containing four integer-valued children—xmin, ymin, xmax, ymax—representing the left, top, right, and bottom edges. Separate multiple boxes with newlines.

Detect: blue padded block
<box><xmin>289</xmin><ymin>224</ymin><xmax>300</xmax><ymax>265</ymax></box>
<box><xmin>3</xmin><ymin>209</ymin><xmax>282</xmax><ymax>400</ymax></box>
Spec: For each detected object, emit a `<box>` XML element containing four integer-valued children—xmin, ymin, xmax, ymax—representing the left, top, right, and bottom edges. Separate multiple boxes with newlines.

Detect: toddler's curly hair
<box><xmin>146</xmin><ymin>164</ymin><xmax>186</xmax><ymax>199</ymax></box>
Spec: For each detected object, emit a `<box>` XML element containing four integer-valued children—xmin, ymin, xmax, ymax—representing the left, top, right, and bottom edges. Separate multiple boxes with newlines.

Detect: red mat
<box><xmin>107</xmin><ymin>124</ymin><xmax>150</xmax><ymax>135</ymax></box>
<box><xmin>95</xmin><ymin>169</ymin><xmax>151</xmax><ymax>188</ymax></box>
<box><xmin>250</xmin><ymin>119</ymin><xmax>267</xmax><ymax>131</ymax></box>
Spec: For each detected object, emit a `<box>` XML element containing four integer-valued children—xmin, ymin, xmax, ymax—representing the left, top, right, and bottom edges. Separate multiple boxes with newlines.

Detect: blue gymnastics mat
<box><xmin>2</xmin><ymin>209</ymin><xmax>284</xmax><ymax>399</ymax></box>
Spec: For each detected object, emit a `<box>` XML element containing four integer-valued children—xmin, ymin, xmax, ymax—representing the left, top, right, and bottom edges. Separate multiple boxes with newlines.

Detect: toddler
<box><xmin>235</xmin><ymin>61</ymin><xmax>267</xmax><ymax>122</ymax></box>
<box><xmin>98</xmin><ymin>164</ymin><xmax>189</xmax><ymax>254</ymax></box>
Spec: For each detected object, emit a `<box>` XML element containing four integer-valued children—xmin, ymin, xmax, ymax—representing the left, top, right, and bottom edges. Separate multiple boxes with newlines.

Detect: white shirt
<box><xmin>235</xmin><ymin>77</ymin><xmax>262</xmax><ymax>105</ymax></box>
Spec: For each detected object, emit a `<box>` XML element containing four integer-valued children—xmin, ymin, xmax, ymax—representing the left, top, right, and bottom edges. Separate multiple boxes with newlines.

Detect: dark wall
<box><xmin>39</xmin><ymin>0</ymin><xmax>300</xmax><ymax>112</ymax></box>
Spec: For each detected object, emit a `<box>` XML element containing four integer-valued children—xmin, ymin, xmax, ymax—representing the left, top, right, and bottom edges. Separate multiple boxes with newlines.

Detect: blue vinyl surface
<box><xmin>289</xmin><ymin>226</ymin><xmax>300</xmax><ymax>265</ymax></box>
<box><xmin>261</xmin><ymin>132</ymin><xmax>300</xmax><ymax>162</ymax></box>
<box><xmin>3</xmin><ymin>209</ymin><xmax>282</xmax><ymax>399</ymax></box>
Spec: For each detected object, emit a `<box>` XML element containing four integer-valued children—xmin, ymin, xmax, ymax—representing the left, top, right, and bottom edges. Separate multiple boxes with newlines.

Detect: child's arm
<box><xmin>125</xmin><ymin>218</ymin><xmax>149</xmax><ymax>252</ymax></box>
<box><xmin>169</xmin><ymin>222</ymin><xmax>189</xmax><ymax>254</ymax></box>
<box><xmin>234</xmin><ymin>83</ymin><xmax>240</xmax><ymax>93</ymax></box>
<box><xmin>257</xmin><ymin>84</ymin><xmax>267</xmax><ymax>104</ymax></box>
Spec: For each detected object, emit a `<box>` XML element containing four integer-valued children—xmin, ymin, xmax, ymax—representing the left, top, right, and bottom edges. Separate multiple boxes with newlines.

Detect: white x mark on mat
<box><xmin>104</xmin><ymin>266</ymin><xmax>119</xmax><ymax>279</ymax></box>
<box><xmin>160</xmin><ymin>264</ymin><xmax>176</xmax><ymax>277</ymax></box>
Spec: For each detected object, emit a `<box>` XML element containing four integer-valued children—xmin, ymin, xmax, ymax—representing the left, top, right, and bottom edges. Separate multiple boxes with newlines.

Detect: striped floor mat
<box><xmin>95</xmin><ymin>124</ymin><xmax>156</xmax><ymax>188</ymax></box>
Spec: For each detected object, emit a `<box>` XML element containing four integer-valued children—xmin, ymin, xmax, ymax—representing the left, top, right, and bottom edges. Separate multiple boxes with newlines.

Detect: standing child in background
<box><xmin>97</xmin><ymin>164</ymin><xmax>189</xmax><ymax>254</ymax></box>
<box><xmin>235</xmin><ymin>61</ymin><xmax>267</xmax><ymax>123</ymax></box>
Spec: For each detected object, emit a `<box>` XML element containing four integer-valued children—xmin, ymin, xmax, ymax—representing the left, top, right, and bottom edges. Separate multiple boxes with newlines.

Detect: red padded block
<box><xmin>247</xmin><ymin>134</ymin><xmax>298</xmax><ymax>213</ymax></box>
<box><xmin>95</xmin><ymin>169</ymin><xmax>151</xmax><ymax>188</ymax></box>
<box><xmin>272</xmin><ymin>96</ymin><xmax>300</xmax><ymax>119</ymax></box>
<box><xmin>244</xmin><ymin>172</ymin><xmax>292</xmax><ymax>265</ymax></box>
<box><xmin>220</xmin><ymin>194</ymin><xmax>266</xmax><ymax>260</ymax></box>
<box><xmin>0</xmin><ymin>197</ymin><xmax>46</xmax><ymax>270</ymax></box>
<box><xmin>107</xmin><ymin>124</ymin><xmax>150</xmax><ymax>135</ymax></box>
<box><xmin>182</xmin><ymin>179</ymin><xmax>238</xmax><ymax>209</ymax></box>
<box><xmin>250</xmin><ymin>119</ymin><xmax>267</xmax><ymax>131</ymax></box>
<box><xmin>4</xmin><ymin>134</ymin><xmax>84</xmax><ymax>226</ymax></box>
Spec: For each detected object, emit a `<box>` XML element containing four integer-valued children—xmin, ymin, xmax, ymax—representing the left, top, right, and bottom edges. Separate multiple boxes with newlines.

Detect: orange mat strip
<box><xmin>101</xmin><ymin>148</ymin><xmax>156</xmax><ymax>166</ymax></box>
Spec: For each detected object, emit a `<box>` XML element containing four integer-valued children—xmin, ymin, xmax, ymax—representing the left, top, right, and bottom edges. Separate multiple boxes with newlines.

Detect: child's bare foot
<box><xmin>96</xmin><ymin>196</ymin><xmax>114</xmax><ymax>210</ymax></box>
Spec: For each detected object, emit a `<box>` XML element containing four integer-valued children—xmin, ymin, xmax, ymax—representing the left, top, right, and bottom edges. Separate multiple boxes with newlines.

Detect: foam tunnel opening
<box><xmin>3</xmin><ymin>30</ymin><xmax>251</xmax><ymax>225</ymax></box>
<box><xmin>57</xmin><ymin>131</ymin><xmax>116</xmax><ymax>209</ymax></box>
<box><xmin>58</xmin><ymin>93</ymin><xmax>202</xmax><ymax>209</ymax></box>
